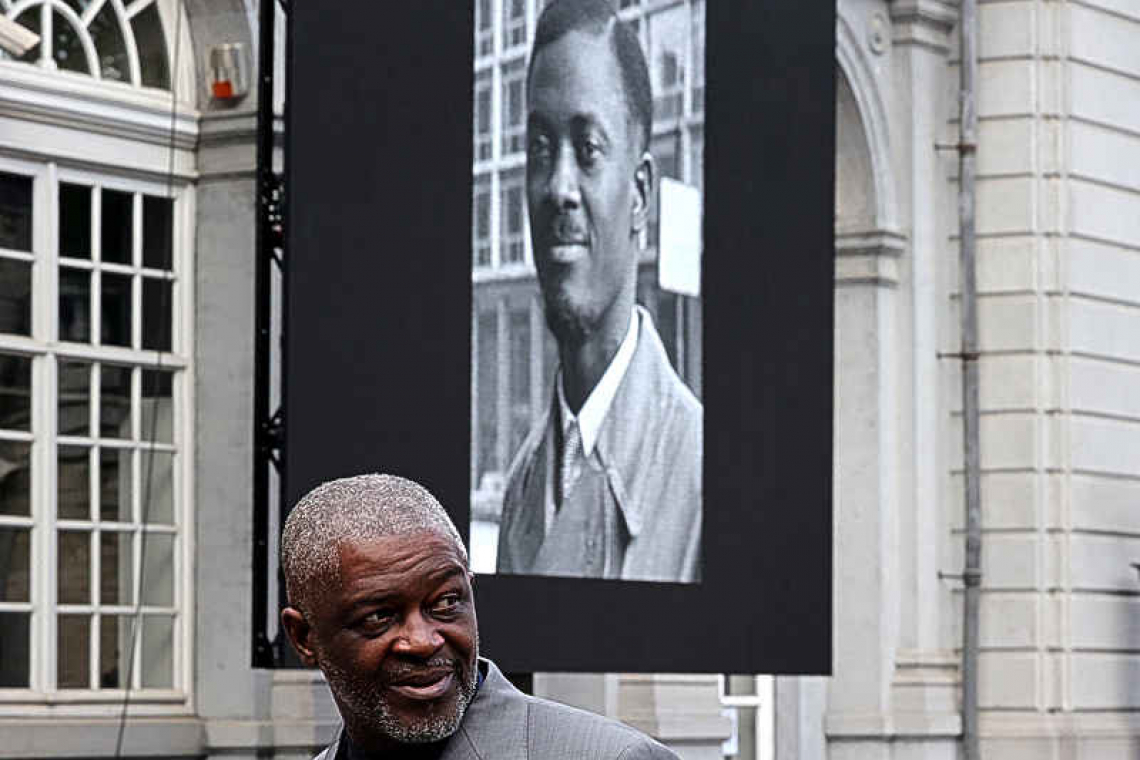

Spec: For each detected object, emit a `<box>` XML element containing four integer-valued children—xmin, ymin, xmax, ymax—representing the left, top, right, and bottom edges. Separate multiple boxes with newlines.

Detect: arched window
<box><xmin>0</xmin><ymin>0</ymin><xmax>193</xmax><ymax>705</ymax></box>
<box><xmin>2</xmin><ymin>0</ymin><xmax>170</xmax><ymax>89</ymax></box>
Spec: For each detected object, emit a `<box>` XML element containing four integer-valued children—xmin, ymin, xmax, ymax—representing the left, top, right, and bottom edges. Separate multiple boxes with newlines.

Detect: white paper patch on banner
<box><xmin>657</xmin><ymin>177</ymin><xmax>702</xmax><ymax>297</ymax></box>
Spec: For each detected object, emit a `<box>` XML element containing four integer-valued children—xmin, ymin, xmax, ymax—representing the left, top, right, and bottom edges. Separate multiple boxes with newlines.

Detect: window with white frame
<box><xmin>474</xmin><ymin>70</ymin><xmax>493</xmax><ymax>164</ymax></box>
<box><xmin>475</xmin><ymin>0</ymin><xmax>493</xmax><ymax>59</ymax></box>
<box><xmin>499</xmin><ymin>169</ymin><xmax>525</xmax><ymax>266</ymax></box>
<box><xmin>0</xmin><ymin>159</ymin><xmax>188</xmax><ymax>698</ymax></box>
<box><xmin>500</xmin><ymin>59</ymin><xmax>526</xmax><ymax>157</ymax></box>
<box><xmin>473</xmin><ymin>175</ymin><xmax>491</xmax><ymax>268</ymax></box>
<box><xmin>1</xmin><ymin>0</ymin><xmax>170</xmax><ymax>90</ymax></box>
<box><xmin>502</xmin><ymin>0</ymin><xmax>526</xmax><ymax>50</ymax></box>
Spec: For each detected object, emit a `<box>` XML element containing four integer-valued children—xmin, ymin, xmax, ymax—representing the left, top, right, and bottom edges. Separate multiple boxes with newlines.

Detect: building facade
<box><xmin>0</xmin><ymin>1</ymin><xmax>1138</xmax><ymax>759</ymax></box>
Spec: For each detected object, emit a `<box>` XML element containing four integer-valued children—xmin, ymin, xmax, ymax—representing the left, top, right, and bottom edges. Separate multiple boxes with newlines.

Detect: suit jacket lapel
<box><xmin>443</xmin><ymin>659</ymin><xmax>529</xmax><ymax>760</ymax></box>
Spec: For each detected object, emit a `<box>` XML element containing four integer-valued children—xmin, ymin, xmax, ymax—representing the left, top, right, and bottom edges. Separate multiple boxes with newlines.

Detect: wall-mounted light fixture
<box><xmin>209</xmin><ymin>43</ymin><xmax>249</xmax><ymax>100</ymax></box>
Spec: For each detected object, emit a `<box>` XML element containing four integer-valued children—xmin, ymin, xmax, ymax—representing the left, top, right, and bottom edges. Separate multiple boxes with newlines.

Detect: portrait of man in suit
<box><xmin>484</xmin><ymin>0</ymin><xmax>703</xmax><ymax>583</ymax></box>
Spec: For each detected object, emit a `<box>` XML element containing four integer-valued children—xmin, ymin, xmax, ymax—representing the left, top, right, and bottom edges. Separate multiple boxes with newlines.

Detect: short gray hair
<box><xmin>281</xmin><ymin>473</ymin><xmax>467</xmax><ymax>615</ymax></box>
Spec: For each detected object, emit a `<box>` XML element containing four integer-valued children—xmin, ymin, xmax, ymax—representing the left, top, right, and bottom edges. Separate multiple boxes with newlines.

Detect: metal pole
<box><xmin>958</xmin><ymin>0</ymin><xmax>981</xmax><ymax>758</ymax></box>
<box><xmin>251</xmin><ymin>0</ymin><xmax>277</xmax><ymax>668</ymax></box>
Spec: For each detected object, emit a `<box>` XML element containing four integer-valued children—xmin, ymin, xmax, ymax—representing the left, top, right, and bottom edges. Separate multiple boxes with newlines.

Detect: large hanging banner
<box><xmin>285</xmin><ymin>0</ymin><xmax>834</xmax><ymax>674</ymax></box>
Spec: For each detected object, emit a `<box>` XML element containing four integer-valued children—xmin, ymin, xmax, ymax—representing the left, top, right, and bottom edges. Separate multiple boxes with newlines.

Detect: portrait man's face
<box><xmin>282</xmin><ymin>531</ymin><xmax>479</xmax><ymax>748</ymax></box>
<box><xmin>526</xmin><ymin>30</ymin><xmax>652</xmax><ymax>344</ymax></box>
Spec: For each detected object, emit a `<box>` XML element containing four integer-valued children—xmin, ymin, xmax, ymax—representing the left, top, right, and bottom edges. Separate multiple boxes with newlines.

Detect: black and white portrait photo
<box><xmin>470</xmin><ymin>0</ymin><xmax>705</xmax><ymax>583</ymax></box>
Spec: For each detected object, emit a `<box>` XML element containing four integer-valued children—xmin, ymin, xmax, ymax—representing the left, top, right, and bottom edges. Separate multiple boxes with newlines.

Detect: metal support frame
<box><xmin>252</xmin><ymin>0</ymin><xmax>287</xmax><ymax>669</ymax></box>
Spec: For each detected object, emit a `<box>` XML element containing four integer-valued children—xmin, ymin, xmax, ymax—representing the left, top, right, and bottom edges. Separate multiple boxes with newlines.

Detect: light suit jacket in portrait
<box><xmin>310</xmin><ymin>658</ymin><xmax>678</xmax><ymax>760</ymax></box>
<box><xmin>497</xmin><ymin>308</ymin><xmax>702</xmax><ymax>582</ymax></box>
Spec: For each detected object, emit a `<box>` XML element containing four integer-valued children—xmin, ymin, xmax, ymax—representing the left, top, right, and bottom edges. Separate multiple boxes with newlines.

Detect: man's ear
<box><xmin>631</xmin><ymin>150</ymin><xmax>655</xmax><ymax>234</ymax></box>
<box><xmin>281</xmin><ymin>606</ymin><xmax>319</xmax><ymax>668</ymax></box>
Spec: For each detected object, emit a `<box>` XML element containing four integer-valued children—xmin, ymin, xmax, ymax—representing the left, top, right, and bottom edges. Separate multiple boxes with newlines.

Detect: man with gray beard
<box><xmin>281</xmin><ymin>473</ymin><xmax>678</xmax><ymax>759</ymax></box>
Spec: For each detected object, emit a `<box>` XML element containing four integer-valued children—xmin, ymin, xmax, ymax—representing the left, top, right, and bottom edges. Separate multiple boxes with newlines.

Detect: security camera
<box><xmin>0</xmin><ymin>15</ymin><xmax>40</xmax><ymax>58</ymax></box>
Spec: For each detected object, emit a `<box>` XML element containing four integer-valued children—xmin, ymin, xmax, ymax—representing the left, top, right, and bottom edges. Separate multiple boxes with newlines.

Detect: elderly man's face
<box><xmin>283</xmin><ymin>531</ymin><xmax>478</xmax><ymax>750</ymax></box>
<box><xmin>526</xmin><ymin>30</ymin><xmax>650</xmax><ymax>343</ymax></box>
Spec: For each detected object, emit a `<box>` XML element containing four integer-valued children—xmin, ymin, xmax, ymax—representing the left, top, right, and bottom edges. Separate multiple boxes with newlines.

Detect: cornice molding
<box><xmin>835</xmin><ymin>228</ymin><xmax>907</xmax><ymax>287</ymax></box>
<box><xmin>0</xmin><ymin>60</ymin><xmax>199</xmax><ymax>152</ymax></box>
<box><xmin>889</xmin><ymin>0</ymin><xmax>959</xmax><ymax>54</ymax></box>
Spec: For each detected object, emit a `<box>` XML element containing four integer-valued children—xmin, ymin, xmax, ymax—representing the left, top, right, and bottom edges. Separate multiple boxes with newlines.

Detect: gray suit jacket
<box><xmin>312</xmin><ymin>659</ymin><xmax>678</xmax><ymax>760</ymax></box>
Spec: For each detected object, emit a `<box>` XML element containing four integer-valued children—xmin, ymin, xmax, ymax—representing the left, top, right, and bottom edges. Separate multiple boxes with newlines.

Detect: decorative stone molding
<box><xmin>835</xmin><ymin>228</ymin><xmax>907</xmax><ymax>287</ymax></box>
<box><xmin>889</xmin><ymin>0</ymin><xmax>958</xmax><ymax>54</ymax></box>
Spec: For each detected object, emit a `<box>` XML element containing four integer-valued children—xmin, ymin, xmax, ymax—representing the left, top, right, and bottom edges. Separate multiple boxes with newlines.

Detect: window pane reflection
<box><xmin>53</xmin><ymin>11</ymin><xmax>89</xmax><ymax>74</ymax></box>
<box><xmin>0</xmin><ymin>259</ymin><xmax>33</xmax><ymax>336</ymax></box>
<box><xmin>99</xmin><ymin>614</ymin><xmax>129</xmax><ymax>688</ymax></box>
<box><xmin>59</xmin><ymin>183</ymin><xmax>92</xmax><ymax>259</ymax></box>
<box><xmin>141</xmin><ymin>532</ymin><xmax>173</xmax><ymax>607</ymax></box>
<box><xmin>141</xmin><ymin>370</ymin><xmax>173</xmax><ymax>443</ymax></box>
<box><xmin>58</xmin><ymin>444</ymin><xmax>91</xmax><ymax>519</ymax></box>
<box><xmin>57</xmin><ymin>614</ymin><xmax>90</xmax><ymax>688</ymax></box>
<box><xmin>100</xmin><ymin>364</ymin><xmax>132</xmax><ymax>439</ymax></box>
<box><xmin>59</xmin><ymin>267</ymin><xmax>92</xmax><ymax>343</ymax></box>
<box><xmin>58</xmin><ymin>360</ymin><xmax>92</xmax><ymax>437</ymax></box>
<box><xmin>0</xmin><ymin>172</ymin><xmax>33</xmax><ymax>251</ymax></box>
<box><xmin>0</xmin><ymin>440</ymin><xmax>32</xmax><ymax>517</ymax></box>
<box><xmin>99</xmin><ymin>447</ymin><xmax>132</xmax><ymax>522</ymax></box>
<box><xmin>0</xmin><ymin>353</ymin><xmax>32</xmax><ymax>431</ymax></box>
<box><xmin>99</xmin><ymin>531</ymin><xmax>132</xmax><ymax>605</ymax></box>
<box><xmin>132</xmin><ymin>3</ymin><xmax>169</xmax><ymax>90</ymax></box>
<box><xmin>140</xmin><ymin>614</ymin><xmax>173</xmax><ymax>688</ymax></box>
<box><xmin>101</xmin><ymin>271</ymin><xmax>132</xmax><ymax>347</ymax></box>
<box><xmin>100</xmin><ymin>190</ymin><xmax>132</xmax><ymax>264</ymax></box>
<box><xmin>142</xmin><ymin>196</ymin><xmax>172</xmax><ymax>270</ymax></box>
<box><xmin>0</xmin><ymin>612</ymin><xmax>30</xmax><ymax>687</ymax></box>
<box><xmin>91</xmin><ymin>3</ymin><xmax>129</xmax><ymax>82</ymax></box>
<box><xmin>142</xmin><ymin>278</ymin><xmax>172</xmax><ymax>351</ymax></box>
<box><xmin>139</xmin><ymin>450</ymin><xmax>173</xmax><ymax>524</ymax></box>
<box><xmin>58</xmin><ymin>531</ymin><xmax>91</xmax><ymax>604</ymax></box>
<box><xmin>0</xmin><ymin>526</ymin><xmax>31</xmax><ymax>602</ymax></box>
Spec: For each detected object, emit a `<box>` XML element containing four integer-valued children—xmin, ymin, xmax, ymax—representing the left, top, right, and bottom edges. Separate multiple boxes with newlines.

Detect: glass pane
<box><xmin>142</xmin><ymin>196</ymin><xmax>172</xmax><ymax>270</ymax></box>
<box><xmin>0</xmin><ymin>612</ymin><xmax>30</xmax><ymax>687</ymax></box>
<box><xmin>0</xmin><ymin>353</ymin><xmax>31</xmax><ymax>430</ymax></box>
<box><xmin>99</xmin><ymin>613</ymin><xmax>129</xmax><ymax>688</ymax></box>
<box><xmin>59</xmin><ymin>267</ymin><xmax>92</xmax><ymax>342</ymax></box>
<box><xmin>0</xmin><ymin>258</ymin><xmax>32</xmax><ymax>336</ymax></box>
<box><xmin>139</xmin><ymin>450</ymin><xmax>173</xmax><ymax>524</ymax></box>
<box><xmin>53</xmin><ymin>11</ymin><xmax>90</xmax><ymax>74</ymax></box>
<box><xmin>59</xmin><ymin>183</ymin><xmax>92</xmax><ymax>259</ymax></box>
<box><xmin>0</xmin><ymin>527</ymin><xmax>31</xmax><ymax>602</ymax></box>
<box><xmin>140</xmin><ymin>370</ymin><xmax>172</xmax><ymax>443</ymax></box>
<box><xmin>90</xmin><ymin>3</ymin><xmax>129</xmax><ymax>82</ymax></box>
<box><xmin>132</xmin><ymin>3</ymin><xmax>169</xmax><ymax>90</ymax></box>
<box><xmin>57</xmin><ymin>614</ymin><xmax>90</xmax><ymax>688</ymax></box>
<box><xmin>0</xmin><ymin>172</ymin><xmax>33</xmax><ymax>251</ymax></box>
<box><xmin>100</xmin><ymin>365</ymin><xmax>131</xmax><ymax>439</ymax></box>
<box><xmin>100</xmin><ymin>189</ymin><xmax>132</xmax><ymax>264</ymax></box>
<box><xmin>101</xmin><ymin>272</ymin><xmax>132</xmax><ymax>347</ymax></box>
<box><xmin>58</xmin><ymin>444</ymin><xmax>91</xmax><ymax>519</ymax></box>
<box><xmin>58</xmin><ymin>360</ymin><xmax>92</xmax><ymax>436</ymax></box>
<box><xmin>0</xmin><ymin>440</ymin><xmax>32</xmax><ymax>517</ymax></box>
<box><xmin>58</xmin><ymin>530</ymin><xmax>91</xmax><ymax>604</ymax></box>
<box><xmin>140</xmin><ymin>532</ymin><xmax>173</xmax><ymax>607</ymax></box>
<box><xmin>140</xmin><ymin>614</ymin><xmax>173</xmax><ymax>688</ymax></box>
<box><xmin>141</xmin><ymin>278</ymin><xmax>171</xmax><ymax>351</ymax></box>
<box><xmin>99</xmin><ymin>531</ymin><xmax>132</xmax><ymax>605</ymax></box>
<box><xmin>99</xmin><ymin>447</ymin><xmax>131</xmax><ymax>522</ymax></box>
<box><xmin>13</xmin><ymin>11</ymin><xmax>41</xmax><ymax>64</ymax></box>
